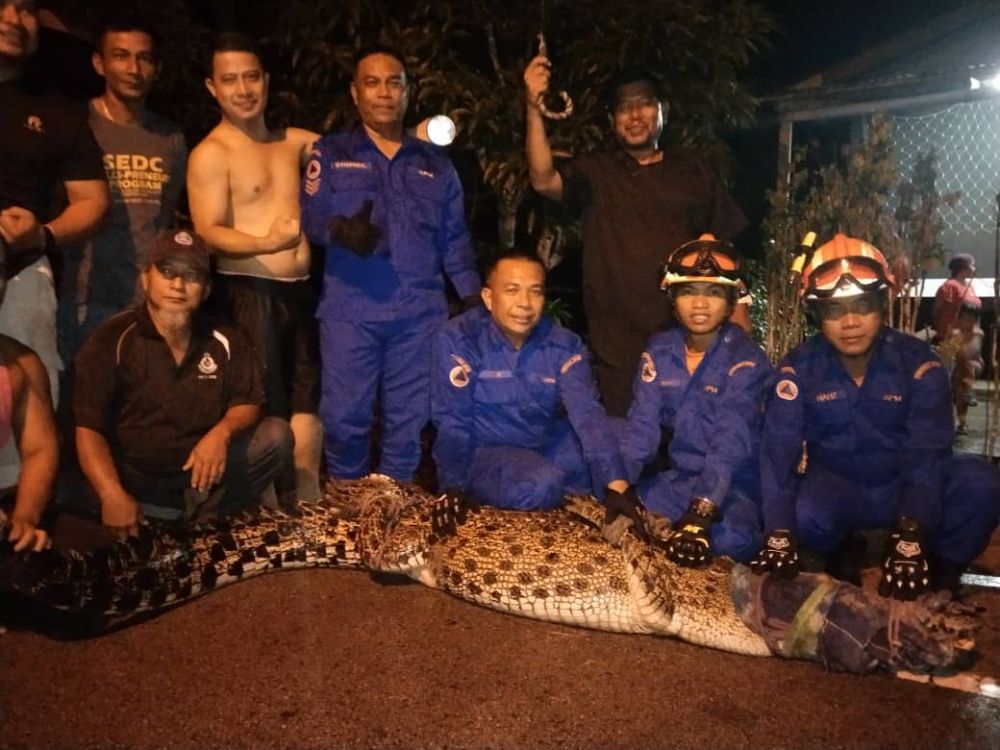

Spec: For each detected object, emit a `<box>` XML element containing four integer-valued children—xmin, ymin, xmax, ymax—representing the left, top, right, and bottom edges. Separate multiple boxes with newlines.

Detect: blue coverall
<box><xmin>620</xmin><ymin>322</ymin><xmax>772</xmax><ymax>561</ymax></box>
<box><xmin>760</xmin><ymin>328</ymin><xmax>1000</xmax><ymax>565</ymax></box>
<box><xmin>301</xmin><ymin>127</ymin><xmax>480</xmax><ymax>480</ymax></box>
<box><xmin>431</xmin><ymin>307</ymin><xmax>625</xmax><ymax>510</ymax></box>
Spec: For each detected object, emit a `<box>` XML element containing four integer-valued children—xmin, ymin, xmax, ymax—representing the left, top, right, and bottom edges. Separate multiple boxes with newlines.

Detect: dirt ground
<box><xmin>1</xmin><ymin>520</ymin><xmax>998</xmax><ymax>750</ymax></box>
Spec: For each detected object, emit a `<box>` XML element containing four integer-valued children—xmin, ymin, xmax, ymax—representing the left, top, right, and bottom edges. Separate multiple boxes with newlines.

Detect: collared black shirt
<box><xmin>74</xmin><ymin>305</ymin><xmax>263</xmax><ymax>475</ymax></box>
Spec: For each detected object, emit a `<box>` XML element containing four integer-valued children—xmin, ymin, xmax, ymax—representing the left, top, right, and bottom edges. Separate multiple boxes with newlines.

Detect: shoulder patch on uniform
<box><xmin>304</xmin><ymin>158</ymin><xmax>322</xmax><ymax>196</ymax></box>
<box><xmin>448</xmin><ymin>354</ymin><xmax>472</xmax><ymax>388</ymax></box>
<box><xmin>728</xmin><ymin>360</ymin><xmax>757</xmax><ymax>377</ymax></box>
<box><xmin>775</xmin><ymin>379</ymin><xmax>799</xmax><ymax>401</ymax></box>
<box><xmin>780</xmin><ymin>366</ymin><xmax>797</xmax><ymax>375</ymax></box>
<box><xmin>913</xmin><ymin>360</ymin><xmax>942</xmax><ymax>380</ymax></box>
<box><xmin>640</xmin><ymin>351</ymin><xmax>657</xmax><ymax>383</ymax></box>
<box><xmin>560</xmin><ymin>353</ymin><xmax>583</xmax><ymax>375</ymax></box>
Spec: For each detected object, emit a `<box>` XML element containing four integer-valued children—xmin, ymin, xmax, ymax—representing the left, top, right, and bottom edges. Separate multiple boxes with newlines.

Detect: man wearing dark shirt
<box><xmin>0</xmin><ymin>0</ymin><xmax>109</xmax><ymax>403</ymax></box>
<box><xmin>74</xmin><ymin>230</ymin><xmax>294</xmax><ymax>537</ymax></box>
<box><xmin>524</xmin><ymin>60</ymin><xmax>746</xmax><ymax>416</ymax></box>
<box><xmin>0</xmin><ymin>0</ymin><xmax>109</xmax><ymax>492</ymax></box>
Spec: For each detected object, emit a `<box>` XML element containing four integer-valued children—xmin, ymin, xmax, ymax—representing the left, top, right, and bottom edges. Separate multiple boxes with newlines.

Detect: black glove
<box><xmin>878</xmin><ymin>517</ymin><xmax>931</xmax><ymax>600</ymax></box>
<box><xmin>430</xmin><ymin>487</ymin><xmax>479</xmax><ymax>537</ymax></box>
<box><xmin>602</xmin><ymin>486</ymin><xmax>649</xmax><ymax>543</ymax></box>
<box><xmin>750</xmin><ymin>529</ymin><xmax>800</xmax><ymax>579</ymax></box>
<box><xmin>329</xmin><ymin>199</ymin><xmax>381</xmax><ymax>256</ymax></box>
<box><xmin>664</xmin><ymin>497</ymin><xmax>718</xmax><ymax>568</ymax></box>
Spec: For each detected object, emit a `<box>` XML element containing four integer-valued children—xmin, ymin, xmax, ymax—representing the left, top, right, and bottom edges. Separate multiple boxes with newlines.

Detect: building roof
<box><xmin>766</xmin><ymin>1</ymin><xmax>1000</xmax><ymax>122</ymax></box>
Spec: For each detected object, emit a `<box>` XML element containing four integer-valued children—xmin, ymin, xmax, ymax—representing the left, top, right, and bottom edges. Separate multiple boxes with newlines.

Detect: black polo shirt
<box><xmin>74</xmin><ymin>306</ymin><xmax>263</xmax><ymax>475</ymax></box>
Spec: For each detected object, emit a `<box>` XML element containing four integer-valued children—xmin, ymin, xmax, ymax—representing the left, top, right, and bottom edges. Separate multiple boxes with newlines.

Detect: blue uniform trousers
<box><xmin>319</xmin><ymin>314</ymin><xmax>443</xmax><ymax>480</ymax></box>
<box><xmin>467</xmin><ymin>420</ymin><xmax>592</xmax><ymax>510</ymax></box>
<box><xmin>796</xmin><ymin>455</ymin><xmax>1000</xmax><ymax>564</ymax></box>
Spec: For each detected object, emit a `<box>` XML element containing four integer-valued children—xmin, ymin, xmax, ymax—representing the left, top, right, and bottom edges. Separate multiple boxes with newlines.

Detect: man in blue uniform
<box><xmin>751</xmin><ymin>234</ymin><xmax>1000</xmax><ymax>599</ymax></box>
<box><xmin>620</xmin><ymin>235</ymin><xmax>771</xmax><ymax>566</ymax></box>
<box><xmin>431</xmin><ymin>249</ymin><xmax>627</xmax><ymax>510</ymax></box>
<box><xmin>301</xmin><ymin>45</ymin><xmax>480</xmax><ymax>482</ymax></box>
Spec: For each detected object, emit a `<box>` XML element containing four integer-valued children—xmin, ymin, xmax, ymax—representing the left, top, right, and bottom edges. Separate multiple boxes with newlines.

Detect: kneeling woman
<box><xmin>620</xmin><ymin>235</ymin><xmax>771</xmax><ymax>566</ymax></box>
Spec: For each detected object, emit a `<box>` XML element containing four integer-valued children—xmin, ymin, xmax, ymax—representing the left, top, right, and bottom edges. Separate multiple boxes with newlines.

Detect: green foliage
<box><xmin>122</xmin><ymin>0</ymin><xmax>776</xmax><ymax>329</ymax></box>
<box><xmin>266</xmin><ymin>0</ymin><xmax>775</xmax><ymax>248</ymax></box>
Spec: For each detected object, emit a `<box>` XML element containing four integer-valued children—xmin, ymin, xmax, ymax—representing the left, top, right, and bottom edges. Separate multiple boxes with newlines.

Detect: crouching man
<box><xmin>74</xmin><ymin>230</ymin><xmax>295</xmax><ymax>537</ymax></box>
<box><xmin>751</xmin><ymin>234</ymin><xmax>1000</xmax><ymax>598</ymax></box>
<box><xmin>620</xmin><ymin>235</ymin><xmax>771</xmax><ymax>567</ymax></box>
<box><xmin>431</xmin><ymin>249</ymin><xmax>629</xmax><ymax>510</ymax></box>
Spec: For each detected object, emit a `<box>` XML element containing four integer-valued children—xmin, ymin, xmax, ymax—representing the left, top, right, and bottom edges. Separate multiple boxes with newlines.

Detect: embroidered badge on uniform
<box><xmin>198</xmin><ymin>352</ymin><xmax>219</xmax><ymax>376</ymax></box>
<box><xmin>775</xmin><ymin>379</ymin><xmax>798</xmax><ymax>401</ymax></box>
<box><xmin>640</xmin><ymin>352</ymin><xmax>657</xmax><ymax>383</ymax></box>
<box><xmin>703</xmin><ymin>384</ymin><xmax>719</xmax><ymax>394</ymax></box>
<box><xmin>449</xmin><ymin>366</ymin><xmax>469</xmax><ymax>388</ymax></box>
<box><xmin>304</xmin><ymin>159</ymin><xmax>322</xmax><ymax>196</ymax></box>
<box><xmin>448</xmin><ymin>354</ymin><xmax>472</xmax><ymax>388</ymax></box>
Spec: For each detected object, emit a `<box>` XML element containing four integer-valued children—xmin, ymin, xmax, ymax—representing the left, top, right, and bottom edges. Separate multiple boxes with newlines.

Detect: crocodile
<box><xmin>0</xmin><ymin>475</ymin><xmax>978</xmax><ymax>676</ymax></box>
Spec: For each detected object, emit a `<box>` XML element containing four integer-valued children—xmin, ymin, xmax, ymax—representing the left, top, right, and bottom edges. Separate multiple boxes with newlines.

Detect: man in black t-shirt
<box><xmin>523</xmin><ymin>60</ymin><xmax>746</xmax><ymax>417</ymax></box>
<box><xmin>74</xmin><ymin>230</ymin><xmax>295</xmax><ymax>537</ymax></box>
<box><xmin>0</xmin><ymin>0</ymin><xmax>108</xmax><ymax>417</ymax></box>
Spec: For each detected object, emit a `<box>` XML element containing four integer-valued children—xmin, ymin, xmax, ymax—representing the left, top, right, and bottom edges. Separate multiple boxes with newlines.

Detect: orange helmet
<box><xmin>799</xmin><ymin>234</ymin><xmax>895</xmax><ymax>301</ymax></box>
<box><xmin>661</xmin><ymin>233</ymin><xmax>745</xmax><ymax>290</ymax></box>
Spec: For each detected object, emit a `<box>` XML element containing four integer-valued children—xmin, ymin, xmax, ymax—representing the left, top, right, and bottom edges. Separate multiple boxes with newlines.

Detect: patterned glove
<box><xmin>664</xmin><ymin>497</ymin><xmax>718</xmax><ymax>568</ymax></box>
<box><xmin>430</xmin><ymin>487</ymin><xmax>479</xmax><ymax>537</ymax></box>
<box><xmin>878</xmin><ymin>517</ymin><xmax>931</xmax><ymax>600</ymax></box>
<box><xmin>329</xmin><ymin>199</ymin><xmax>381</xmax><ymax>256</ymax></box>
<box><xmin>602</xmin><ymin>486</ymin><xmax>649</xmax><ymax>545</ymax></box>
<box><xmin>750</xmin><ymin>529</ymin><xmax>800</xmax><ymax>579</ymax></box>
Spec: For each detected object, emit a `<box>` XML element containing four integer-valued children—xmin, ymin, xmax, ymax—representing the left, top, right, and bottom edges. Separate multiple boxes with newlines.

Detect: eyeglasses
<box><xmin>155</xmin><ymin>261</ymin><xmax>205</xmax><ymax>283</ymax></box>
<box><xmin>612</xmin><ymin>96</ymin><xmax>658</xmax><ymax>115</ymax></box>
<box><xmin>811</xmin><ymin>293</ymin><xmax>882</xmax><ymax>320</ymax></box>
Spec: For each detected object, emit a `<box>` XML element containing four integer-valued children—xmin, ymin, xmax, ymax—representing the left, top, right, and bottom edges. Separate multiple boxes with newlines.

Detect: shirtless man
<box><xmin>187</xmin><ymin>32</ymin><xmax>322</xmax><ymax>501</ymax></box>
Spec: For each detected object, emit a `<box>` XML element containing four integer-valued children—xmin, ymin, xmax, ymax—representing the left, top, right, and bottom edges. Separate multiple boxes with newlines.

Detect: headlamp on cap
<box><xmin>661</xmin><ymin>234</ymin><xmax>745</xmax><ymax>290</ymax></box>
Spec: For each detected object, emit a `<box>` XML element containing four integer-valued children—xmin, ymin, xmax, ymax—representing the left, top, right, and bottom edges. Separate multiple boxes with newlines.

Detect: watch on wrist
<box><xmin>690</xmin><ymin>496</ymin><xmax>718</xmax><ymax>520</ymax></box>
